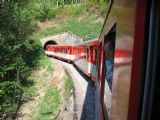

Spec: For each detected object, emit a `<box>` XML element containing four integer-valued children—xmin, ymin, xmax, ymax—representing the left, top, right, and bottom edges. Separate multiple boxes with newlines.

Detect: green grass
<box><xmin>23</xmin><ymin>85</ymin><xmax>36</xmax><ymax>100</ymax></box>
<box><xmin>64</xmin><ymin>75</ymin><xmax>73</xmax><ymax>99</ymax></box>
<box><xmin>39</xmin><ymin>15</ymin><xmax>104</xmax><ymax>41</ymax></box>
<box><xmin>55</xmin><ymin>5</ymin><xmax>85</xmax><ymax>17</ymax></box>
<box><xmin>32</xmin><ymin>88</ymin><xmax>60</xmax><ymax>120</ymax></box>
<box><xmin>22</xmin><ymin>57</ymin><xmax>54</xmax><ymax>100</ymax></box>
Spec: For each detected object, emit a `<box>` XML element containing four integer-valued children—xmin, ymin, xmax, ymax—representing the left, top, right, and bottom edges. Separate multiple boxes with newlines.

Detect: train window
<box><xmin>93</xmin><ymin>49</ymin><xmax>95</xmax><ymax>62</ymax></box>
<box><xmin>95</xmin><ymin>49</ymin><xmax>98</xmax><ymax>64</ymax></box>
<box><xmin>103</xmin><ymin>23</ymin><xmax>116</xmax><ymax>118</ymax></box>
<box><xmin>85</xmin><ymin>49</ymin><xmax>89</xmax><ymax>60</ymax></box>
<box><xmin>68</xmin><ymin>49</ymin><xmax>71</xmax><ymax>54</ymax></box>
<box><xmin>83</xmin><ymin>49</ymin><xmax>87</xmax><ymax>59</ymax></box>
<box><xmin>93</xmin><ymin>48</ymin><xmax>97</xmax><ymax>64</ymax></box>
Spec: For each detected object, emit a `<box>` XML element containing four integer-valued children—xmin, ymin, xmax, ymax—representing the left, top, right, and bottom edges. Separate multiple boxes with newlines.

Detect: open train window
<box><xmin>103</xmin><ymin>23</ymin><xmax>116</xmax><ymax>119</ymax></box>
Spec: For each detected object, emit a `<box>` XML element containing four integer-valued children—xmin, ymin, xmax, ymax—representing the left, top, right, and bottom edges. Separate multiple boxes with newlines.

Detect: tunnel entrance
<box><xmin>44</xmin><ymin>40</ymin><xmax>57</xmax><ymax>50</ymax></box>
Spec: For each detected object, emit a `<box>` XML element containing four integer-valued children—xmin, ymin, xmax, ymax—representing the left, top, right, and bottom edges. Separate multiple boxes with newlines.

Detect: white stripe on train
<box><xmin>46</xmin><ymin>51</ymin><xmax>75</xmax><ymax>60</ymax></box>
<box><xmin>114</xmin><ymin>57</ymin><xmax>132</xmax><ymax>64</ymax></box>
<box><xmin>46</xmin><ymin>51</ymin><xmax>132</xmax><ymax>76</ymax></box>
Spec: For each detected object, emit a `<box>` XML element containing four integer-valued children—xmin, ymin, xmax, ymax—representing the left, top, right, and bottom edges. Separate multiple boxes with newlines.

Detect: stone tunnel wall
<box><xmin>40</xmin><ymin>32</ymin><xmax>83</xmax><ymax>49</ymax></box>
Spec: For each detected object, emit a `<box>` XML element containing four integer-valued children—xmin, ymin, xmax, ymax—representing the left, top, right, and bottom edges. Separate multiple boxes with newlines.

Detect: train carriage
<box><xmin>45</xmin><ymin>45</ymin><xmax>76</xmax><ymax>62</ymax></box>
<box><xmin>74</xmin><ymin>39</ymin><xmax>100</xmax><ymax>80</ymax></box>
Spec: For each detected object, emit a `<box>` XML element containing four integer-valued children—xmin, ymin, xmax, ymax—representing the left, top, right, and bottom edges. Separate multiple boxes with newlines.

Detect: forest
<box><xmin>0</xmin><ymin>0</ymin><xmax>109</xmax><ymax>119</ymax></box>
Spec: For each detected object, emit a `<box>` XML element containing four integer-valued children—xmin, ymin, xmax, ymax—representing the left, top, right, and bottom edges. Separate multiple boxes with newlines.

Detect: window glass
<box><xmin>103</xmin><ymin>23</ymin><xmax>116</xmax><ymax>118</ymax></box>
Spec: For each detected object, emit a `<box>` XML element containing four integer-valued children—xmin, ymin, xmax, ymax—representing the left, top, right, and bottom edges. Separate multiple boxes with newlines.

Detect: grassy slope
<box><xmin>39</xmin><ymin>14</ymin><xmax>105</xmax><ymax>41</ymax></box>
<box><xmin>32</xmin><ymin>89</ymin><xmax>60</xmax><ymax>120</ymax></box>
<box><xmin>64</xmin><ymin>75</ymin><xmax>73</xmax><ymax>99</ymax></box>
<box><xmin>21</xmin><ymin>33</ymin><xmax>62</xmax><ymax>119</ymax></box>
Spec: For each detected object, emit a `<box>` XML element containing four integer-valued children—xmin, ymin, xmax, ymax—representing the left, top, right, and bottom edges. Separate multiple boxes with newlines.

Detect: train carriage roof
<box><xmin>47</xmin><ymin>45</ymin><xmax>75</xmax><ymax>48</ymax></box>
<box><xmin>76</xmin><ymin>39</ymin><xmax>101</xmax><ymax>47</ymax></box>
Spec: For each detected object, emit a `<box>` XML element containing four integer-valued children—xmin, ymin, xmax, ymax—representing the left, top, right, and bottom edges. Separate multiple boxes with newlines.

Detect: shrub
<box><xmin>0</xmin><ymin>81</ymin><xmax>22</xmax><ymax>112</ymax></box>
<box><xmin>33</xmin><ymin>1</ymin><xmax>56</xmax><ymax>21</ymax></box>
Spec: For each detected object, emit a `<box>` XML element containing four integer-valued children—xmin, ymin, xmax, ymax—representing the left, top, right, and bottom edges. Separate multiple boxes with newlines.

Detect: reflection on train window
<box><xmin>103</xmin><ymin>23</ymin><xmax>116</xmax><ymax>118</ymax></box>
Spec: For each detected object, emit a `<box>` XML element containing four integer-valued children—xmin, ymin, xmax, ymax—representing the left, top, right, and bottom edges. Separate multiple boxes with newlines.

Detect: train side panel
<box><xmin>96</xmin><ymin>0</ymin><xmax>147</xmax><ymax>120</ymax></box>
<box><xmin>45</xmin><ymin>45</ymin><xmax>76</xmax><ymax>62</ymax></box>
<box><xmin>74</xmin><ymin>40</ymin><xmax>100</xmax><ymax>79</ymax></box>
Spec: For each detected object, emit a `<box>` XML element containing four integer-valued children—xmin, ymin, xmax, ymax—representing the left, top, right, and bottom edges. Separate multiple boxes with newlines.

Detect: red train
<box><xmin>46</xmin><ymin>39</ymin><xmax>132</xmax><ymax>80</ymax></box>
<box><xmin>45</xmin><ymin>0</ymin><xmax>160</xmax><ymax>119</ymax></box>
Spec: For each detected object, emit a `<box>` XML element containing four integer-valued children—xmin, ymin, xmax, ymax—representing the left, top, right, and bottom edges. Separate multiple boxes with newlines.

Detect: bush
<box><xmin>0</xmin><ymin>81</ymin><xmax>22</xmax><ymax>112</ymax></box>
<box><xmin>33</xmin><ymin>1</ymin><xmax>55</xmax><ymax>21</ymax></box>
<box><xmin>55</xmin><ymin>5</ymin><xmax>84</xmax><ymax>17</ymax></box>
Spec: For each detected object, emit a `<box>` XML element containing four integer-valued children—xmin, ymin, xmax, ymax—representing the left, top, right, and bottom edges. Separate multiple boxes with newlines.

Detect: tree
<box><xmin>0</xmin><ymin>0</ymin><xmax>36</xmax><ymax>117</ymax></box>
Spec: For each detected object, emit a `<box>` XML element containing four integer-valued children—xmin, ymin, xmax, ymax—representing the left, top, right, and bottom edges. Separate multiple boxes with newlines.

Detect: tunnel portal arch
<box><xmin>44</xmin><ymin>40</ymin><xmax>57</xmax><ymax>50</ymax></box>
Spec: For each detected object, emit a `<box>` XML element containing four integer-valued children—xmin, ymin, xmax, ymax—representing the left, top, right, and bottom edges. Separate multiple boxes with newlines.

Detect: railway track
<box><xmin>60</xmin><ymin>60</ymin><xmax>95</xmax><ymax>120</ymax></box>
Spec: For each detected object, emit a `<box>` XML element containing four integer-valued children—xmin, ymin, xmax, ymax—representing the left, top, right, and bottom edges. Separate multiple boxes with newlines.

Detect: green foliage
<box><xmin>22</xmin><ymin>85</ymin><xmax>36</xmax><ymax>101</ymax></box>
<box><xmin>0</xmin><ymin>81</ymin><xmax>22</xmax><ymax>112</ymax></box>
<box><xmin>33</xmin><ymin>1</ymin><xmax>55</xmax><ymax>21</ymax></box>
<box><xmin>32</xmin><ymin>88</ymin><xmax>60</xmax><ymax>120</ymax></box>
<box><xmin>23</xmin><ymin>35</ymin><xmax>45</xmax><ymax>68</ymax></box>
<box><xmin>88</xmin><ymin>0</ymin><xmax>110</xmax><ymax>16</ymax></box>
<box><xmin>24</xmin><ymin>0</ymin><xmax>108</xmax><ymax>22</ymax></box>
<box><xmin>0</xmin><ymin>1</ymin><xmax>35</xmax><ymax>82</ymax></box>
<box><xmin>64</xmin><ymin>75</ymin><xmax>73</xmax><ymax>99</ymax></box>
<box><xmin>55</xmin><ymin>5</ymin><xmax>85</xmax><ymax>17</ymax></box>
<box><xmin>0</xmin><ymin>0</ymin><xmax>42</xmax><ymax>116</ymax></box>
